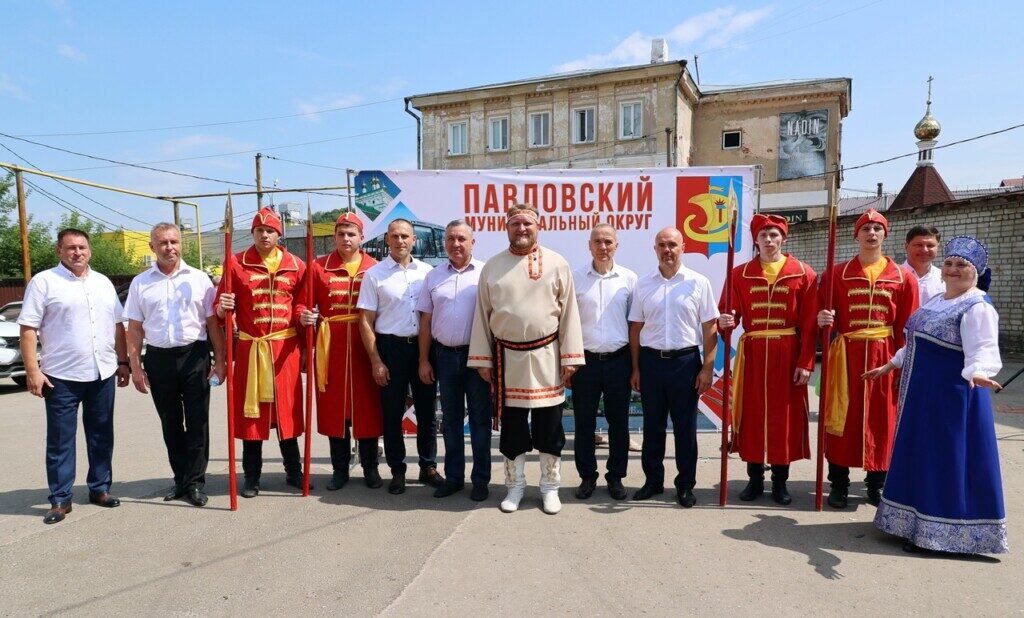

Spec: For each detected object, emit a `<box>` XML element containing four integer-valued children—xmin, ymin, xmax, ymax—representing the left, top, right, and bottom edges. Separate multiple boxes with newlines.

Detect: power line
<box><xmin>56</xmin><ymin>126</ymin><xmax>410</xmax><ymax>173</ymax></box>
<box><xmin>763</xmin><ymin>121</ymin><xmax>1024</xmax><ymax>185</ymax></box>
<box><xmin>0</xmin><ymin>131</ymin><xmax>256</xmax><ymax>188</ymax></box>
<box><xmin>22</xmin><ymin>177</ymin><xmax>124</xmax><ymax>231</ymax></box>
<box><xmin>14</xmin><ymin>97</ymin><xmax>404</xmax><ymax>138</ymax></box>
<box><xmin>696</xmin><ymin>0</ymin><xmax>886</xmax><ymax>56</ymax></box>
<box><xmin>0</xmin><ymin>140</ymin><xmax>158</xmax><ymax>228</ymax></box>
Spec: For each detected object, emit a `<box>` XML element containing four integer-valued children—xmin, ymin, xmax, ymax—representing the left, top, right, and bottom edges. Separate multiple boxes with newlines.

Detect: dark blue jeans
<box><xmin>571</xmin><ymin>350</ymin><xmax>631</xmax><ymax>482</ymax></box>
<box><xmin>44</xmin><ymin>374</ymin><xmax>116</xmax><ymax>505</ymax></box>
<box><xmin>434</xmin><ymin>343</ymin><xmax>494</xmax><ymax>487</ymax></box>
<box><xmin>638</xmin><ymin>348</ymin><xmax>701</xmax><ymax>491</ymax></box>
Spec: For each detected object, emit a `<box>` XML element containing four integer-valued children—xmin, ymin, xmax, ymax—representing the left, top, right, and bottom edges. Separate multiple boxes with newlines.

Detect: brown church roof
<box><xmin>888</xmin><ymin>165</ymin><xmax>955</xmax><ymax>210</ymax></box>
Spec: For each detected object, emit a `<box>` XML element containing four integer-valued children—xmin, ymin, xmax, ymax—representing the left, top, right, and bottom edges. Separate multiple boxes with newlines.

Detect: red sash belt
<box><xmin>493</xmin><ymin>330</ymin><xmax>559</xmax><ymax>430</ymax></box>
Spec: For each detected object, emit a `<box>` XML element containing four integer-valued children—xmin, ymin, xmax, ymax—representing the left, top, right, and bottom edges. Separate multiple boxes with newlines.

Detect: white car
<box><xmin>0</xmin><ymin>302</ymin><xmax>29</xmax><ymax>387</ymax></box>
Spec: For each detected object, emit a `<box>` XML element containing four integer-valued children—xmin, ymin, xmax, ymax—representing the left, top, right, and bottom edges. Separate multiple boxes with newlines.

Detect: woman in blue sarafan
<box><xmin>863</xmin><ymin>235</ymin><xmax>1007</xmax><ymax>554</ymax></box>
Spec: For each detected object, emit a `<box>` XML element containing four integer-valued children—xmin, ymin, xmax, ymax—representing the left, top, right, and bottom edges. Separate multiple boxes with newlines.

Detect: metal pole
<box><xmin>15</xmin><ymin>171</ymin><xmax>31</xmax><ymax>284</ymax></box>
<box><xmin>195</xmin><ymin>206</ymin><xmax>203</xmax><ymax>270</ymax></box>
<box><xmin>0</xmin><ymin>162</ymin><xmax>198</xmax><ymax>208</ymax></box>
<box><xmin>665</xmin><ymin>128</ymin><xmax>673</xmax><ymax>167</ymax></box>
<box><xmin>173</xmin><ymin>201</ymin><xmax>181</xmax><ymax>228</ymax></box>
<box><xmin>346</xmin><ymin>169</ymin><xmax>355</xmax><ymax>213</ymax></box>
<box><xmin>255</xmin><ymin>153</ymin><xmax>264</xmax><ymax>209</ymax></box>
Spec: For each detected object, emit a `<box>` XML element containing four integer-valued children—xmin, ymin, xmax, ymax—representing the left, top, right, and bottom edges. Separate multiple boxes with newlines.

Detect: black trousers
<box><xmin>143</xmin><ymin>342</ymin><xmax>211</xmax><ymax>491</ymax></box>
<box><xmin>376</xmin><ymin>334</ymin><xmax>438</xmax><ymax>475</ymax></box>
<box><xmin>572</xmin><ymin>349</ymin><xmax>631</xmax><ymax>481</ymax></box>
<box><xmin>329</xmin><ymin>430</ymin><xmax>379</xmax><ymax>472</ymax></box>
<box><xmin>828</xmin><ymin>462</ymin><xmax>887</xmax><ymax>490</ymax></box>
<box><xmin>242</xmin><ymin>438</ymin><xmax>302</xmax><ymax>479</ymax></box>
<box><xmin>638</xmin><ymin>347</ymin><xmax>701</xmax><ymax>491</ymax></box>
<box><xmin>500</xmin><ymin>404</ymin><xmax>566</xmax><ymax>459</ymax></box>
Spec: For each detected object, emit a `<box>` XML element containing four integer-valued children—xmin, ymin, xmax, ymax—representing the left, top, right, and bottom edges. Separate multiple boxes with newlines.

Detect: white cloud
<box><xmin>0</xmin><ymin>74</ymin><xmax>29</xmax><ymax>101</ymax></box>
<box><xmin>158</xmin><ymin>134</ymin><xmax>257</xmax><ymax>158</ymax></box>
<box><xmin>56</xmin><ymin>43</ymin><xmax>86</xmax><ymax>61</ymax></box>
<box><xmin>555</xmin><ymin>6</ymin><xmax>773</xmax><ymax>72</ymax></box>
<box><xmin>293</xmin><ymin>93</ymin><xmax>365</xmax><ymax>123</ymax></box>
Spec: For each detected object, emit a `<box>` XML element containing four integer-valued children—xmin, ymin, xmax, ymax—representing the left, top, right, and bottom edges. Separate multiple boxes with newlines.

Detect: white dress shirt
<box><xmin>18</xmin><ymin>262</ymin><xmax>123</xmax><ymax>382</ymax></box>
<box><xmin>903</xmin><ymin>260</ymin><xmax>945</xmax><ymax>306</ymax></box>
<box><xmin>628</xmin><ymin>265</ymin><xmax>718</xmax><ymax>350</ymax></box>
<box><xmin>573</xmin><ymin>261</ymin><xmax>637</xmax><ymax>353</ymax></box>
<box><xmin>416</xmin><ymin>258</ymin><xmax>483</xmax><ymax>347</ymax></box>
<box><xmin>890</xmin><ymin>289</ymin><xmax>1001</xmax><ymax>380</ymax></box>
<box><xmin>357</xmin><ymin>255</ymin><xmax>432</xmax><ymax>337</ymax></box>
<box><xmin>123</xmin><ymin>261</ymin><xmax>216</xmax><ymax>348</ymax></box>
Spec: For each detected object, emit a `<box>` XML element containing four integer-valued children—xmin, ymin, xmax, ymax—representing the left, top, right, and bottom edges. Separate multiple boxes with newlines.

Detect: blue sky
<box><xmin>1</xmin><ymin>0</ymin><xmax>1020</xmax><ymax>233</ymax></box>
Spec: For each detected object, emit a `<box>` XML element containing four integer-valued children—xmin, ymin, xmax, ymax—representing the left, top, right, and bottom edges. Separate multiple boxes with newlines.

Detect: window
<box><xmin>619</xmin><ymin>101</ymin><xmax>642</xmax><ymax>139</ymax></box>
<box><xmin>448</xmin><ymin>121</ymin><xmax>468</xmax><ymax>156</ymax></box>
<box><xmin>572</xmin><ymin>107</ymin><xmax>596</xmax><ymax>144</ymax></box>
<box><xmin>722</xmin><ymin>130</ymin><xmax>741</xmax><ymax>150</ymax></box>
<box><xmin>529</xmin><ymin>111</ymin><xmax>551</xmax><ymax>148</ymax></box>
<box><xmin>488</xmin><ymin>116</ymin><xmax>509</xmax><ymax>151</ymax></box>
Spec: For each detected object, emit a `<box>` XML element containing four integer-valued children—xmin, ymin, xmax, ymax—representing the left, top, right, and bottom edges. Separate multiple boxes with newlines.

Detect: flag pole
<box><xmin>223</xmin><ymin>192</ymin><xmax>239</xmax><ymax>511</ymax></box>
<box><xmin>815</xmin><ymin>175</ymin><xmax>840</xmax><ymax>511</ymax></box>
<box><xmin>302</xmin><ymin>197</ymin><xmax>315</xmax><ymax>497</ymax></box>
<box><xmin>719</xmin><ymin>200</ymin><xmax>738</xmax><ymax>507</ymax></box>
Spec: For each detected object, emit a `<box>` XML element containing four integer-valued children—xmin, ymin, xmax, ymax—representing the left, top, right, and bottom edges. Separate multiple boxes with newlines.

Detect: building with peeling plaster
<box><xmin>406</xmin><ymin>43</ymin><xmax>850</xmax><ymax>220</ymax></box>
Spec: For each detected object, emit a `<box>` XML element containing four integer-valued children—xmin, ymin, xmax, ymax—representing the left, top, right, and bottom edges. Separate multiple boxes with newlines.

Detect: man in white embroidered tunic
<box><xmin>468</xmin><ymin>204</ymin><xmax>585</xmax><ymax>515</ymax></box>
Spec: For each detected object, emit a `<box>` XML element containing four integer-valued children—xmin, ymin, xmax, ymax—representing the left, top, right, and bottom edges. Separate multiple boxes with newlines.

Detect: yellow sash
<box><xmin>824</xmin><ymin>326</ymin><xmax>893</xmax><ymax>436</ymax></box>
<box><xmin>239</xmin><ymin>327</ymin><xmax>297</xmax><ymax>418</ymax></box>
<box><xmin>731</xmin><ymin>328</ymin><xmax>796</xmax><ymax>433</ymax></box>
<box><xmin>315</xmin><ymin>314</ymin><xmax>360</xmax><ymax>392</ymax></box>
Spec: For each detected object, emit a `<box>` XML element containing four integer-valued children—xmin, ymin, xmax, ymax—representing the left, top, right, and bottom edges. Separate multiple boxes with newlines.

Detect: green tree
<box><xmin>311</xmin><ymin>208</ymin><xmax>344</xmax><ymax>224</ymax></box>
<box><xmin>0</xmin><ymin>174</ymin><xmax>57</xmax><ymax>278</ymax></box>
<box><xmin>57</xmin><ymin>212</ymin><xmax>146</xmax><ymax>275</ymax></box>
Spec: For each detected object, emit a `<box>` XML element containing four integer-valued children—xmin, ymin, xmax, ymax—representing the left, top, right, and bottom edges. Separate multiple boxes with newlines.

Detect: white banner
<box><xmin>351</xmin><ymin>167</ymin><xmax>758</xmax><ymax>429</ymax></box>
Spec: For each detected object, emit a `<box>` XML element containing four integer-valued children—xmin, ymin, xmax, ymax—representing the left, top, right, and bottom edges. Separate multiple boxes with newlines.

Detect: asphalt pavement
<box><xmin>0</xmin><ymin>361</ymin><xmax>1022</xmax><ymax>616</ymax></box>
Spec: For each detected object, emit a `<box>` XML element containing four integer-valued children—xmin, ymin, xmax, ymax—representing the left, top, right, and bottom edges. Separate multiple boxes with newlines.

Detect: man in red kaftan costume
<box><xmin>817</xmin><ymin>208</ymin><xmax>918</xmax><ymax>509</ymax></box>
<box><xmin>216</xmin><ymin>207</ymin><xmax>309</xmax><ymax>498</ymax></box>
<box><xmin>299</xmin><ymin>212</ymin><xmax>384</xmax><ymax>491</ymax></box>
<box><xmin>718</xmin><ymin>214</ymin><xmax>817</xmax><ymax>506</ymax></box>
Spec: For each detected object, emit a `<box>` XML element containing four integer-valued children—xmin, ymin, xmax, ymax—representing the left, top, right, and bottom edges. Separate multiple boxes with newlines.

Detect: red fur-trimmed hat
<box><xmin>853</xmin><ymin>208</ymin><xmax>888</xmax><ymax>238</ymax></box>
<box><xmin>251</xmin><ymin>207</ymin><xmax>283</xmax><ymax>235</ymax></box>
<box><xmin>750</xmin><ymin>213</ymin><xmax>788</xmax><ymax>241</ymax></box>
<box><xmin>335</xmin><ymin>211</ymin><xmax>363</xmax><ymax>232</ymax></box>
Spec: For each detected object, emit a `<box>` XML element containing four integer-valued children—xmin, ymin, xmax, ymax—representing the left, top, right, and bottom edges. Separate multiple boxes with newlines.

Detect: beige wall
<box><xmin>413</xmin><ymin>70</ymin><xmax>850</xmax><ymax>218</ymax></box>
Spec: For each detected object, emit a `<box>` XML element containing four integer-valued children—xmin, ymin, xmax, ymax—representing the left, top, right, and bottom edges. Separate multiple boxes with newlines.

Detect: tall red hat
<box><xmin>251</xmin><ymin>207</ymin><xmax>282</xmax><ymax>235</ymax></box>
<box><xmin>335</xmin><ymin>211</ymin><xmax>363</xmax><ymax>232</ymax></box>
<box><xmin>853</xmin><ymin>208</ymin><xmax>888</xmax><ymax>238</ymax></box>
<box><xmin>750</xmin><ymin>213</ymin><xmax>788</xmax><ymax>242</ymax></box>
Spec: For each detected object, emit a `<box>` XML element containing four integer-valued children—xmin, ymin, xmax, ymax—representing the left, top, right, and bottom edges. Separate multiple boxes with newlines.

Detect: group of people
<box><xmin>17</xmin><ymin>203</ymin><xmax>1007</xmax><ymax>555</ymax></box>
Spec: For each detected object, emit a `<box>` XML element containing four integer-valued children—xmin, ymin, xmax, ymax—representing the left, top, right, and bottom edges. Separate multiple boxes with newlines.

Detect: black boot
<box><xmin>280</xmin><ymin>438</ymin><xmax>312</xmax><ymax>490</ymax></box>
<box><xmin>739</xmin><ymin>463</ymin><xmax>765</xmax><ymax>501</ymax></box>
<box><xmin>327</xmin><ymin>437</ymin><xmax>351</xmax><ymax>491</ymax></box>
<box><xmin>359</xmin><ymin>438</ymin><xmax>383</xmax><ymax>489</ymax></box>
<box><xmin>865</xmin><ymin>470</ymin><xmax>886</xmax><ymax>507</ymax></box>
<box><xmin>241</xmin><ymin>440</ymin><xmax>262</xmax><ymax>498</ymax></box>
<box><xmin>827</xmin><ymin>462</ymin><xmax>850</xmax><ymax>509</ymax></box>
<box><xmin>770</xmin><ymin>464</ymin><xmax>792</xmax><ymax>505</ymax></box>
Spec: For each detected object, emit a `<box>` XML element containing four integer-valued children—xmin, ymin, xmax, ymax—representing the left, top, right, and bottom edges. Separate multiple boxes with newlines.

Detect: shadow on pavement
<box><xmin>722</xmin><ymin>513</ymin><xmax>1001</xmax><ymax>580</ymax></box>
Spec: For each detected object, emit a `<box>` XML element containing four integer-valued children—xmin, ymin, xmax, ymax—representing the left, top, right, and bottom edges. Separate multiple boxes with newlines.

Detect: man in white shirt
<box><xmin>571</xmin><ymin>224</ymin><xmax>637</xmax><ymax>501</ymax></box>
<box><xmin>903</xmin><ymin>225</ymin><xmax>945</xmax><ymax>306</ymax></box>
<box><xmin>18</xmin><ymin>228</ymin><xmax>131</xmax><ymax>524</ymax></box>
<box><xmin>125</xmin><ymin>223</ymin><xmax>226</xmax><ymax>507</ymax></box>
<box><xmin>417</xmin><ymin>220</ymin><xmax>493</xmax><ymax>501</ymax></box>
<box><xmin>628</xmin><ymin>227</ymin><xmax>718</xmax><ymax>508</ymax></box>
<box><xmin>358</xmin><ymin>219</ymin><xmax>441</xmax><ymax>495</ymax></box>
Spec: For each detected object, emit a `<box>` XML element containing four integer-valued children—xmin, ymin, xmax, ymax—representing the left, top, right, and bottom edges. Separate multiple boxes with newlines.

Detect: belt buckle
<box><xmin>658</xmin><ymin>349</ymin><xmax>672</xmax><ymax>359</ymax></box>
<box><xmin>596</xmin><ymin>352</ymin><xmax>609</xmax><ymax>361</ymax></box>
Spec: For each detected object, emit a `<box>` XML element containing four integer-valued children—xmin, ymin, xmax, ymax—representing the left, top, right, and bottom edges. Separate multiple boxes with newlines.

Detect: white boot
<box><xmin>539</xmin><ymin>453</ymin><xmax>562</xmax><ymax>515</ymax></box>
<box><xmin>499</xmin><ymin>455</ymin><xmax>527</xmax><ymax>513</ymax></box>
